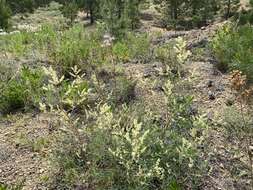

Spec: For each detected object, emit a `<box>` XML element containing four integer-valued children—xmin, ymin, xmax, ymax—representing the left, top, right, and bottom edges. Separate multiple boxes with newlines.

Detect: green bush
<box><xmin>41</xmin><ymin>66</ymin><xmax>90</xmax><ymax>112</ymax></box>
<box><xmin>0</xmin><ymin>30</ymin><xmax>36</xmax><ymax>56</ymax></box>
<box><xmin>155</xmin><ymin>37</ymin><xmax>191</xmax><ymax>77</ymax></box>
<box><xmin>112</xmin><ymin>33</ymin><xmax>151</xmax><ymax>63</ymax></box>
<box><xmin>112</xmin><ymin>41</ymin><xmax>130</xmax><ymax>62</ymax></box>
<box><xmin>45</xmin><ymin>78</ymin><xmax>207</xmax><ymax>190</ymax></box>
<box><xmin>0</xmin><ymin>24</ymin><xmax>58</xmax><ymax>56</ymax></box>
<box><xmin>0</xmin><ymin>65</ymin><xmax>91</xmax><ymax>114</ymax></box>
<box><xmin>33</xmin><ymin>24</ymin><xmax>58</xmax><ymax>51</ymax></box>
<box><xmin>211</xmin><ymin>24</ymin><xmax>253</xmax><ymax>81</ymax></box>
<box><xmin>236</xmin><ymin>10</ymin><xmax>253</xmax><ymax>25</ymax></box>
<box><xmin>50</xmin><ymin>25</ymin><xmax>106</xmax><ymax>75</ymax></box>
<box><xmin>127</xmin><ymin>33</ymin><xmax>151</xmax><ymax>61</ymax></box>
<box><xmin>0</xmin><ymin>67</ymin><xmax>45</xmax><ymax>114</ymax></box>
<box><xmin>0</xmin><ymin>0</ymin><xmax>11</xmax><ymax>29</ymax></box>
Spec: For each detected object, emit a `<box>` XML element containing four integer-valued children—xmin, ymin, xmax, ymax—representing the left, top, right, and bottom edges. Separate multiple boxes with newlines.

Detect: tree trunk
<box><xmin>171</xmin><ymin>0</ymin><xmax>178</xmax><ymax>20</ymax></box>
<box><xmin>89</xmin><ymin>4</ymin><xmax>94</xmax><ymax>24</ymax></box>
<box><xmin>226</xmin><ymin>0</ymin><xmax>231</xmax><ymax>19</ymax></box>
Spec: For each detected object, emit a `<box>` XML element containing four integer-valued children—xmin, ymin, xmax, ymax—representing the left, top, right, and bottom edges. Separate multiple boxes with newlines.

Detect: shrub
<box><xmin>52</xmin><ymin>37</ymin><xmax>90</xmax><ymax>74</ymax></box>
<box><xmin>33</xmin><ymin>24</ymin><xmax>58</xmax><ymax>51</ymax></box>
<box><xmin>112</xmin><ymin>33</ymin><xmax>151</xmax><ymax>63</ymax></box>
<box><xmin>49</xmin><ymin>25</ymin><xmax>106</xmax><ymax>75</ymax></box>
<box><xmin>0</xmin><ymin>0</ymin><xmax>11</xmax><ymax>29</ymax></box>
<box><xmin>41</xmin><ymin>66</ymin><xmax>90</xmax><ymax>112</ymax></box>
<box><xmin>211</xmin><ymin>24</ymin><xmax>253</xmax><ymax>81</ymax></box>
<box><xmin>0</xmin><ymin>79</ymin><xmax>27</xmax><ymax>113</ymax></box>
<box><xmin>112</xmin><ymin>41</ymin><xmax>130</xmax><ymax>62</ymax></box>
<box><xmin>236</xmin><ymin>9</ymin><xmax>253</xmax><ymax>25</ymax></box>
<box><xmin>0</xmin><ymin>30</ymin><xmax>35</xmax><ymax>56</ymax></box>
<box><xmin>155</xmin><ymin>37</ymin><xmax>191</xmax><ymax>77</ymax></box>
<box><xmin>43</xmin><ymin>70</ymin><xmax>207</xmax><ymax>189</ymax></box>
<box><xmin>0</xmin><ymin>67</ymin><xmax>45</xmax><ymax>114</ymax></box>
<box><xmin>222</xmin><ymin>106</ymin><xmax>252</xmax><ymax>136</ymax></box>
<box><xmin>0</xmin><ymin>24</ymin><xmax>58</xmax><ymax>57</ymax></box>
<box><xmin>127</xmin><ymin>33</ymin><xmax>151</xmax><ymax>61</ymax></box>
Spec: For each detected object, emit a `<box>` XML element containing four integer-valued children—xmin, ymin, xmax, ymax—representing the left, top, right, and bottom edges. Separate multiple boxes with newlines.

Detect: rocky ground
<box><xmin>0</xmin><ymin>114</ymin><xmax>52</xmax><ymax>189</ymax></box>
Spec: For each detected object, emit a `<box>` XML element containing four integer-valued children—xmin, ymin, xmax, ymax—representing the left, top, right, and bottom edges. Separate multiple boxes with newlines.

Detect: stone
<box><xmin>225</xmin><ymin>96</ymin><xmax>235</xmax><ymax>106</ymax></box>
<box><xmin>143</xmin><ymin>70</ymin><xmax>152</xmax><ymax>78</ymax></box>
<box><xmin>207</xmin><ymin>80</ymin><xmax>214</xmax><ymax>87</ymax></box>
<box><xmin>208</xmin><ymin>91</ymin><xmax>215</xmax><ymax>100</ymax></box>
<box><xmin>188</xmin><ymin>105</ymin><xmax>198</xmax><ymax>116</ymax></box>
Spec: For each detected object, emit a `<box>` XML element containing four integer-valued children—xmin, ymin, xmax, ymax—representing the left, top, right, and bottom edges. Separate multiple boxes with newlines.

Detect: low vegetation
<box><xmin>0</xmin><ymin>0</ymin><xmax>253</xmax><ymax>189</ymax></box>
<box><xmin>211</xmin><ymin>24</ymin><xmax>253</xmax><ymax>82</ymax></box>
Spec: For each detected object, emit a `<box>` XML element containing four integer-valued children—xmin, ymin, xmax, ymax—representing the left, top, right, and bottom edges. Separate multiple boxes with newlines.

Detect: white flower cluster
<box><xmin>16</xmin><ymin>24</ymin><xmax>40</xmax><ymax>32</ymax></box>
<box><xmin>0</xmin><ymin>28</ymin><xmax>20</xmax><ymax>36</ymax></box>
<box><xmin>0</xmin><ymin>24</ymin><xmax>40</xmax><ymax>36</ymax></box>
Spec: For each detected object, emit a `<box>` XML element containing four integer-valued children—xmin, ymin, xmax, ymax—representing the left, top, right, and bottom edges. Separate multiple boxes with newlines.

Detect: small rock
<box><xmin>15</xmin><ymin>142</ymin><xmax>20</xmax><ymax>148</ymax></box>
<box><xmin>213</xmin><ymin>69</ymin><xmax>220</xmax><ymax>76</ymax></box>
<box><xmin>226</xmin><ymin>99</ymin><xmax>234</xmax><ymax>106</ymax></box>
<box><xmin>207</xmin><ymin>112</ymin><xmax>213</xmax><ymax>121</ymax></box>
<box><xmin>188</xmin><ymin>105</ymin><xmax>198</xmax><ymax>116</ymax></box>
<box><xmin>143</xmin><ymin>71</ymin><xmax>152</xmax><ymax>78</ymax></box>
<box><xmin>39</xmin><ymin>168</ymin><xmax>45</xmax><ymax>174</ymax></box>
<box><xmin>208</xmin><ymin>91</ymin><xmax>215</xmax><ymax>100</ymax></box>
<box><xmin>152</xmin><ymin>62</ymin><xmax>159</xmax><ymax>68</ymax></box>
<box><xmin>216</xmin><ymin>86</ymin><xmax>225</xmax><ymax>92</ymax></box>
<box><xmin>171</xmin><ymin>69</ymin><xmax>178</xmax><ymax>75</ymax></box>
<box><xmin>154</xmin><ymin>85</ymin><xmax>164</xmax><ymax>92</ymax></box>
<box><xmin>207</xmin><ymin>80</ymin><xmax>214</xmax><ymax>87</ymax></box>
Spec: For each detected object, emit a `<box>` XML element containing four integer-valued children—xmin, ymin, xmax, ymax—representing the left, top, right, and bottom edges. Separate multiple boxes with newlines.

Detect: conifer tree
<box><xmin>6</xmin><ymin>0</ymin><xmax>35</xmax><ymax>13</ymax></box>
<box><xmin>101</xmin><ymin>0</ymin><xmax>143</xmax><ymax>36</ymax></box>
<box><xmin>0</xmin><ymin>0</ymin><xmax>11</xmax><ymax>29</ymax></box>
<box><xmin>78</xmin><ymin>0</ymin><xmax>100</xmax><ymax>24</ymax></box>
